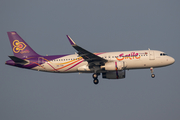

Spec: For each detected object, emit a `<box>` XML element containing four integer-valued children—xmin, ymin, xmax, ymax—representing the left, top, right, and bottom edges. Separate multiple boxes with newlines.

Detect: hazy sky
<box><xmin>1</xmin><ymin>0</ymin><xmax>180</xmax><ymax>120</ymax></box>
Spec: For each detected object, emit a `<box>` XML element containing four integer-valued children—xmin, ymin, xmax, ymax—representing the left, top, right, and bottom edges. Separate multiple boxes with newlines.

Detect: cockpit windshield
<box><xmin>160</xmin><ymin>53</ymin><xmax>168</xmax><ymax>56</ymax></box>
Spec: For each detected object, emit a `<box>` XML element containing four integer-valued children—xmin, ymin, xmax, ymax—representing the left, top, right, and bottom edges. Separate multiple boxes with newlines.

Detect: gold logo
<box><xmin>13</xmin><ymin>40</ymin><xmax>26</xmax><ymax>53</ymax></box>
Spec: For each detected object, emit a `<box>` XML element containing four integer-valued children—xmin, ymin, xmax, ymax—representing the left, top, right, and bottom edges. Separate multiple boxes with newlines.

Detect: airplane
<box><xmin>5</xmin><ymin>31</ymin><xmax>175</xmax><ymax>84</ymax></box>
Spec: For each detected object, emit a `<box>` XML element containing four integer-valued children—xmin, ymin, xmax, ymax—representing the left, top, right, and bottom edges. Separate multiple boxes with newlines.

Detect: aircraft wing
<box><xmin>66</xmin><ymin>35</ymin><xmax>108</xmax><ymax>66</ymax></box>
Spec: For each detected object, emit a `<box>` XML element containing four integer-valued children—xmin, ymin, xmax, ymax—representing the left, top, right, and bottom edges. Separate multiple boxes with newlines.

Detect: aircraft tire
<box><xmin>93</xmin><ymin>79</ymin><xmax>99</xmax><ymax>85</ymax></box>
<box><xmin>151</xmin><ymin>74</ymin><xmax>155</xmax><ymax>78</ymax></box>
<box><xmin>92</xmin><ymin>73</ymin><xmax>98</xmax><ymax>79</ymax></box>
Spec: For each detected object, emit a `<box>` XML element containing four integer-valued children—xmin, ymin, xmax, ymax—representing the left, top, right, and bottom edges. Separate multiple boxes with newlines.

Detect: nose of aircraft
<box><xmin>170</xmin><ymin>57</ymin><xmax>175</xmax><ymax>64</ymax></box>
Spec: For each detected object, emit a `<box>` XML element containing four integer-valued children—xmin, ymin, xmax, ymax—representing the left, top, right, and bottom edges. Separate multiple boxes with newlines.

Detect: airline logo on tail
<box><xmin>13</xmin><ymin>40</ymin><xmax>27</xmax><ymax>53</ymax></box>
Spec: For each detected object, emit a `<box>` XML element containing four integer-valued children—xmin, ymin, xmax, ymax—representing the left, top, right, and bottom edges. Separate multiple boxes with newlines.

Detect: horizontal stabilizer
<box><xmin>9</xmin><ymin>56</ymin><xmax>28</xmax><ymax>64</ymax></box>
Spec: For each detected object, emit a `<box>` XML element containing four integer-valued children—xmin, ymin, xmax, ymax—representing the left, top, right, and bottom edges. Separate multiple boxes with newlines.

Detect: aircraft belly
<box><xmin>126</xmin><ymin>60</ymin><xmax>144</xmax><ymax>69</ymax></box>
<box><xmin>125</xmin><ymin>57</ymin><xmax>170</xmax><ymax>69</ymax></box>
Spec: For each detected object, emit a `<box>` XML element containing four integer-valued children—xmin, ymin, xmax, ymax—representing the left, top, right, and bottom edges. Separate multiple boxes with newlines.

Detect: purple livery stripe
<box><xmin>47</xmin><ymin>63</ymin><xmax>58</xmax><ymax>72</ymax></box>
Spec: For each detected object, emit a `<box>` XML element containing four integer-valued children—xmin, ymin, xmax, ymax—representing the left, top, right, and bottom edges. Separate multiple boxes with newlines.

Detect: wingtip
<box><xmin>66</xmin><ymin>35</ymin><xmax>76</xmax><ymax>45</ymax></box>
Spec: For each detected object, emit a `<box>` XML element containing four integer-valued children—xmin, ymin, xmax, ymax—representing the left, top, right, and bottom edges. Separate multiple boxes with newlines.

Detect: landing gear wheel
<box><xmin>150</xmin><ymin>67</ymin><xmax>155</xmax><ymax>78</ymax></box>
<box><xmin>92</xmin><ymin>73</ymin><xmax>98</xmax><ymax>79</ymax></box>
<box><xmin>93</xmin><ymin>79</ymin><xmax>99</xmax><ymax>85</ymax></box>
<box><xmin>151</xmin><ymin>74</ymin><xmax>155</xmax><ymax>78</ymax></box>
<box><xmin>92</xmin><ymin>73</ymin><xmax>100</xmax><ymax>85</ymax></box>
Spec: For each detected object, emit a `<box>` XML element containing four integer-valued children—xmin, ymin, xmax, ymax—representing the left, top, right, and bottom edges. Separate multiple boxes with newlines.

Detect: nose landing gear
<box><xmin>150</xmin><ymin>67</ymin><xmax>155</xmax><ymax>78</ymax></box>
<box><xmin>92</xmin><ymin>73</ymin><xmax>100</xmax><ymax>84</ymax></box>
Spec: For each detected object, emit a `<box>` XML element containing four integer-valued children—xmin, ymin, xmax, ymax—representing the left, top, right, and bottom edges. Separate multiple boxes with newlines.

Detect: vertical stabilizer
<box><xmin>7</xmin><ymin>31</ymin><xmax>39</xmax><ymax>58</ymax></box>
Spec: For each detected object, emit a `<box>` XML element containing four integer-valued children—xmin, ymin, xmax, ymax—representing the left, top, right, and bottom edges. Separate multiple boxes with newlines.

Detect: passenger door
<box><xmin>149</xmin><ymin>50</ymin><xmax>155</xmax><ymax>60</ymax></box>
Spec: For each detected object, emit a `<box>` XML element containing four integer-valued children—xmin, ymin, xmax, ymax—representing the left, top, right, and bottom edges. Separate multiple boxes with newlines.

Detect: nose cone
<box><xmin>169</xmin><ymin>57</ymin><xmax>175</xmax><ymax>65</ymax></box>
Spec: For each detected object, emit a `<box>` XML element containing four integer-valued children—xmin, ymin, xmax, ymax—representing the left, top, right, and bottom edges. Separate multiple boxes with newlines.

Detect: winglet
<box><xmin>66</xmin><ymin>35</ymin><xmax>76</xmax><ymax>46</ymax></box>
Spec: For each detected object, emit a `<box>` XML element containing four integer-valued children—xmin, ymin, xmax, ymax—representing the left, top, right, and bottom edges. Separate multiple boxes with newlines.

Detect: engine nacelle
<box><xmin>101</xmin><ymin>61</ymin><xmax>125</xmax><ymax>71</ymax></box>
<box><xmin>102</xmin><ymin>70</ymin><xmax>126</xmax><ymax>79</ymax></box>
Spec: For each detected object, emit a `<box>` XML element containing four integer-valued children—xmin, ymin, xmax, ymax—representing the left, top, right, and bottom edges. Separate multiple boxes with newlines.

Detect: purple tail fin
<box><xmin>7</xmin><ymin>31</ymin><xmax>39</xmax><ymax>58</ymax></box>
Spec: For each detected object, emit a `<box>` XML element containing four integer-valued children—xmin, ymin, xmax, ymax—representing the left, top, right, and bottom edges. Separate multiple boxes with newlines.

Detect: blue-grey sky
<box><xmin>1</xmin><ymin>0</ymin><xmax>180</xmax><ymax>120</ymax></box>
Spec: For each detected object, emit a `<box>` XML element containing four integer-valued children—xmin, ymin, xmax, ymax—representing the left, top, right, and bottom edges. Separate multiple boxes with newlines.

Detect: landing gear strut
<box><xmin>150</xmin><ymin>67</ymin><xmax>155</xmax><ymax>78</ymax></box>
<box><xmin>92</xmin><ymin>73</ymin><xmax>100</xmax><ymax>85</ymax></box>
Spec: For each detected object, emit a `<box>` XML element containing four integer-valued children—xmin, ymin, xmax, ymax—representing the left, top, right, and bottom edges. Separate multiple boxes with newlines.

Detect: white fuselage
<box><xmin>33</xmin><ymin>50</ymin><xmax>175</xmax><ymax>73</ymax></box>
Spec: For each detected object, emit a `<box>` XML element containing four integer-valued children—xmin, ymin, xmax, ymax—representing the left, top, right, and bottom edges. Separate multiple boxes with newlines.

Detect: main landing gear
<box><xmin>92</xmin><ymin>73</ymin><xmax>100</xmax><ymax>85</ymax></box>
<box><xmin>150</xmin><ymin>67</ymin><xmax>155</xmax><ymax>78</ymax></box>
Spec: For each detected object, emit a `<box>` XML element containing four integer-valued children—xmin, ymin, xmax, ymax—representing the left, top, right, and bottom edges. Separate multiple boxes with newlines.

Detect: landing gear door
<box><xmin>149</xmin><ymin>50</ymin><xmax>155</xmax><ymax>60</ymax></box>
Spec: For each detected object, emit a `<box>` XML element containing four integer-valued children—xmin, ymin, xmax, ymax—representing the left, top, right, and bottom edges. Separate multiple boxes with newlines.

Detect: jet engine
<box><xmin>101</xmin><ymin>61</ymin><xmax>126</xmax><ymax>71</ymax></box>
<box><xmin>102</xmin><ymin>70</ymin><xmax>126</xmax><ymax>79</ymax></box>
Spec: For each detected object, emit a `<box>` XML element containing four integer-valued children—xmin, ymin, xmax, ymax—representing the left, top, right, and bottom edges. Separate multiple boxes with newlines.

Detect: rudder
<box><xmin>7</xmin><ymin>31</ymin><xmax>39</xmax><ymax>58</ymax></box>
